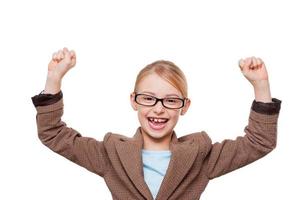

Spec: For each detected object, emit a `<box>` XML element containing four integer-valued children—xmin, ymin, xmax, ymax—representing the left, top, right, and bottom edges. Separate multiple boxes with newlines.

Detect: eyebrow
<box><xmin>140</xmin><ymin>91</ymin><xmax>182</xmax><ymax>98</ymax></box>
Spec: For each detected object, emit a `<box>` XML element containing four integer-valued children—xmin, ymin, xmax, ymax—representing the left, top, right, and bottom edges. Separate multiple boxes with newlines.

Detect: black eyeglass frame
<box><xmin>134</xmin><ymin>93</ymin><xmax>187</xmax><ymax>109</ymax></box>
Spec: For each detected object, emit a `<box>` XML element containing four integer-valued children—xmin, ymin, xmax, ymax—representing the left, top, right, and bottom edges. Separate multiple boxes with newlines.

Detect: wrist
<box><xmin>47</xmin><ymin>71</ymin><xmax>62</xmax><ymax>82</ymax></box>
<box><xmin>253</xmin><ymin>80</ymin><xmax>272</xmax><ymax>103</ymax></box>
<box><xmin>44</xmin><ymin>76</ymin><xmax>62</xmax><ymax>94</ymax></box>
<box><xmin>252</xmin><ymin>79</ymin><xmax>270</xmax><ymax>89</ymax></box>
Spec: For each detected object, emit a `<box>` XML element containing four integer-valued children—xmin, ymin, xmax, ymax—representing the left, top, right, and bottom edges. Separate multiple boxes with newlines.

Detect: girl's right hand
<box><xmin>47</xmin><ymin>47</ymin><xmax>76</xmax><ymax>81</ymax></box>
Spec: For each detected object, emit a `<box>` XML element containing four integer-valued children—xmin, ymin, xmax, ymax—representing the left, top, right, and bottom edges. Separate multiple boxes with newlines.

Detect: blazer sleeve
<box><xmin>206</xmin><ymin>98</ymin><xmax>282</xmax><ymax>180</ymax></box>
<box><xmin>32</xmin><ymin>93</ymin><xmax>110</xmax><ymax>177</ymax></box>
<box><xmin>31</xmin><ymin>90</ymin><xmax>63</xmax><ymax>106</ymax></box>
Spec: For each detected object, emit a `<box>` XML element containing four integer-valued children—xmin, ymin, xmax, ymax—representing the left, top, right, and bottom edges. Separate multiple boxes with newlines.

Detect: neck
<box><xmin>141</xmin><ymin>130</ymin><xmax>172</xmax><ymax>151</ymax></box>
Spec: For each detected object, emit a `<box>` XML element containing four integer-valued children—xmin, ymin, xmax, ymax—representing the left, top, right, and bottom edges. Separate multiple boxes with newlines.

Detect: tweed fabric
<box><xmin>32</xmin><ymin>95</ymin><xmax>281</xmax><ymax>200</ymax></box>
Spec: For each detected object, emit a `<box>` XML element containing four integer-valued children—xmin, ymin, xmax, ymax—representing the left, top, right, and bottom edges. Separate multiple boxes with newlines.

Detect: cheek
<box><xmin>170</xmin><ymin>115</ymin><xmax>180</xmax><ymax>123</ymax></box>
<box><xmin>167</xmin><ymin>111</ymin><xmax>180</xmax><ymax>124</ymax></box>
<box><xmin>137</xmin><ymin>107</ymin><xmax>149</xmax><ymax>119</ymax></box>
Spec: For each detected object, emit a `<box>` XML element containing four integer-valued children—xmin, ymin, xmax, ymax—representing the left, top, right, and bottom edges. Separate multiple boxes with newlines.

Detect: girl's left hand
<box><xmin>239</xmin><ymin>57</ymin><xmax>269</xmax><ymax>86</ymax></box>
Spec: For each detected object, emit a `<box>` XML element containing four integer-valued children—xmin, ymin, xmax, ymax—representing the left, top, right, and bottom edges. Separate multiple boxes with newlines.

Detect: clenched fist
<box><xmin>43</xmin><ymin>47</ymin><xmax>76</xmax><ymax>94</ymax></box>
<box><xmin>239</xmin><ymin>57</ymin><xmax>269</xmax><ymax>85</ymax></box>
<box><xmin>47</xmin><ymin>47</ymin><xmax>76</xmax><ymax>81</ymax></box>
<box><xmin>239</xmin><ymin>57</ymin><xmax>272</xmax><ymax>102</ymax></box>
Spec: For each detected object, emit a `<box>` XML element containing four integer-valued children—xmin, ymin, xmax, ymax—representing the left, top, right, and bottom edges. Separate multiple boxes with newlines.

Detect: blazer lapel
<box><xmin>155</xmin><ymin>134</ymin><xmax>199</xmax><ymax>200</ymax></box>
<box><xmin>115</xmin><ymin>128</ymin><xmax>153</xmax><ymax>200</ymax></box>
<box><xmin>115</xmin><ymin>127</ymin><xmax>199</xmax><ymax>200</ymax></box>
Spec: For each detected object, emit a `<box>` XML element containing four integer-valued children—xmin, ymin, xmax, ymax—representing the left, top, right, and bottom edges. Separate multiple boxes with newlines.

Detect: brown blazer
<box><xmin>33</xmin><ymin>97</ymin><xmax>281</xmax><ymax>200</ymax></box>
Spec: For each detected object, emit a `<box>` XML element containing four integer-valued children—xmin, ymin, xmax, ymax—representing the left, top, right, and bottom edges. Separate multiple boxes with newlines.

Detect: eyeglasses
<box><xmin>134</xmin><ymin>93</ymin><xmax>186</xmax><ymax>109</ymax></box>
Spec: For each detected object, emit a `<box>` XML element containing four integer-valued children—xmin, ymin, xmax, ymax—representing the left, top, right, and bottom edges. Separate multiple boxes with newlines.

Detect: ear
<box><xmin>130</xmin><ymin>92</ymin><xmax>138</xmax><ymax>111</ymax></box>
<box><xmin>180</xmin><ymin>98</ymin><xmax>191</xmax><ymax>115</ymax></box>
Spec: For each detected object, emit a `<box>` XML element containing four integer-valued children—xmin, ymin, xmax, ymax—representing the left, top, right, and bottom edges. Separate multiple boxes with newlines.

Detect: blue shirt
<box><xmin>142</xmin><ymin>149</ymin><xmax>172</xmax><ymax>199</ymax></box>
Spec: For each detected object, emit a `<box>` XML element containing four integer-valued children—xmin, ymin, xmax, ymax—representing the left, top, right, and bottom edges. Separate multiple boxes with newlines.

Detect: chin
<box><xmin>142</xmin><ymin>125</ymin><xmax>172</xmax><ymax>140</ymax></box>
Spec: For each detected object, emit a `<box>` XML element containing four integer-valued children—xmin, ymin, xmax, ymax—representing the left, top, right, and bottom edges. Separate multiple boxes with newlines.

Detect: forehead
<box><xmin>136</xmin><ymin>73</ymin><xmax>182</xmax><ymax>97</ymax></box>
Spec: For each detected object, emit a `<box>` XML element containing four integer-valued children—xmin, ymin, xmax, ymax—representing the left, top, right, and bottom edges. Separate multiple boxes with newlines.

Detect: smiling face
<box><xmin>130</xmin><ymin>73</ymin><xmax>191</xmax><ymax>149</ymax></box>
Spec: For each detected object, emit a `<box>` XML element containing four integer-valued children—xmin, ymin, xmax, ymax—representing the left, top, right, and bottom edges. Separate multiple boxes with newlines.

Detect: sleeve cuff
<box><xmin>31</xmin><ymin>90</ymin><xmax>63</xmax><ymax>107</ymax></box>
<box><xmin>251</xmin><ymin>98</ymin><xmax>282</xmax><ymax>115</ymax></box>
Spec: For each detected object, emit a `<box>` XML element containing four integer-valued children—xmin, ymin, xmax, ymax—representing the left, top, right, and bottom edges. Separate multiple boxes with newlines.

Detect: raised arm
<box><xmin>31</xmin><ymin>48</ymin><xmax>110</xmax><ymax>177</ymax></box>
<box><xmin>206</xmin><ymin>57</ymin><xmax>281</xmax><ymax>179</ymax></box>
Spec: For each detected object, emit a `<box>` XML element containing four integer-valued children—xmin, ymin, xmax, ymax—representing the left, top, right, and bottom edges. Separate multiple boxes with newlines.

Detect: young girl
<box><xmin>32</xmin><ymin>47</ymin><xmax>281</xmax><ymax>200</ymax></box>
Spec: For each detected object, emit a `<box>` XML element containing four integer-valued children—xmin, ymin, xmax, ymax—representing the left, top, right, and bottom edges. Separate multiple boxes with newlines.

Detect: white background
<box><xmin>1</xmin><ymin>0</ymin><xmax>300</xmax><ymax>199</ymax></box>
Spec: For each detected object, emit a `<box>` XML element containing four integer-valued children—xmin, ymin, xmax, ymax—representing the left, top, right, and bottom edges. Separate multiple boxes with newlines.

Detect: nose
<box><xmin>153</xmin><ymin>100</ymin><xmax>165</xmax><ymax>114</ymax></box>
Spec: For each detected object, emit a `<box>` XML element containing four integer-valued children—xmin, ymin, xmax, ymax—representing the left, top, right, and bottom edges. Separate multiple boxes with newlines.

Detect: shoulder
<box><xmin>178</xmin><ymin>131</ymin><xmax>212</xmax><ymax>143</ymax></box>
<box><xmin>178</xmin><ymin>131</ymin><xmax>213</xmax><ymax>154</ymax></box>
<box><xmin>102</xmin><ymin>132</ymin><xmax>132</xmax><ymax>143</ymax></box>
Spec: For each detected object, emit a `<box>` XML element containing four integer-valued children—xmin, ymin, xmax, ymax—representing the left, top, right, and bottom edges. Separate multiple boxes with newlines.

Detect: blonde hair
<box><xmin>134</xmin><ymin>60</ymin><xmax>188</xmax><ymax>98</ymax></box>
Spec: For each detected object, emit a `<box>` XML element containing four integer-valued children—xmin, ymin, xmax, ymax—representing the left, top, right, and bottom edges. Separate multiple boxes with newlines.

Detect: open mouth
<box><xmin>147</xmin><ymin>117</ymin><xmax>169</xmax><ymax>130</ymax></box>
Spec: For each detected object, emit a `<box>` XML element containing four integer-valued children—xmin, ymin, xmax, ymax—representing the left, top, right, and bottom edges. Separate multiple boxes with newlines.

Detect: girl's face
<box><xmin>130</xmin><ymin>73</ymin><xmax>190</xmax><ymax>144</ymax></box>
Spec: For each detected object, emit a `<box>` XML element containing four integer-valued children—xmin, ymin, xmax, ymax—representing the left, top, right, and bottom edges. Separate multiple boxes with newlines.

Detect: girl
<box><xmin>32</xmin><ymin>47</ymin><xmax>281</xmax><ymax>200</ymax></box>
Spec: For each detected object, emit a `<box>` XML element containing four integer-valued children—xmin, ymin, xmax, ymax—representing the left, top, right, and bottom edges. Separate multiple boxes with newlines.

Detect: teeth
<box><xmin>149</xmin><ymin>117</ymin><xmax>168</xmax><ymax>123</ymax></box>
